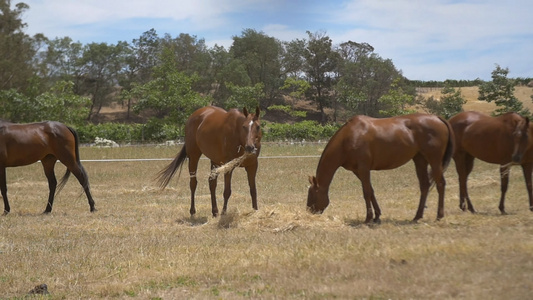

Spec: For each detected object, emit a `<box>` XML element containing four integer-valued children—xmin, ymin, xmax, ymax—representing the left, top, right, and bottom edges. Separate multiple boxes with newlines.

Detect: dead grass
<box><xmin>417</xmin><ymin>86</ymin><xmax>533</xmax><ymax>114</ymax></box>
<box><xmin>1</xmin><ymin>144</ymin><xmax>533</xmax><ymax>299</ymax></box>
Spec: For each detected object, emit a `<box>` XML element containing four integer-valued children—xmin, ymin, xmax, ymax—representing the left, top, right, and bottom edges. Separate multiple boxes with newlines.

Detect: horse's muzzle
<box><xmin>245</xmin><ymin>145</ymin><xmax>257</xmax><ymax>154</ymax></box>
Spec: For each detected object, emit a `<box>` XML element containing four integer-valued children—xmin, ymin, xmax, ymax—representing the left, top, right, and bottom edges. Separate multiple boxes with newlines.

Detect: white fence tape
<box><xmin>79</xmin><ymin>155</ymin><xmax>321</xmax><ymax>163</ymax></box>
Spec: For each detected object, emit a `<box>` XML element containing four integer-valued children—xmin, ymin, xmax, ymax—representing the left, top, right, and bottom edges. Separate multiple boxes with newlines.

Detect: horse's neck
<box><xmin>315</xmin><ymin>141</ymin><xmax>343</xmax><ymax>189</ymax></box>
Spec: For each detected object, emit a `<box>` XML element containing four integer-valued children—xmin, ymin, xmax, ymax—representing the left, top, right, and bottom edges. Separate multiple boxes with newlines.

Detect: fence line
<box><xmin>79</xmin><ymin>155</ymin><xmax>321</xmax><ymax>163</ymax></box>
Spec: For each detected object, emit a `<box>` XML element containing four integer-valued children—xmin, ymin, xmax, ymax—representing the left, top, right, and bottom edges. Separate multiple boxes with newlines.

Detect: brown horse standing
<box><xmin>157</xmin><ymin>106</ymin><xmax>262</xmax><ymax>217</ymax></box>
<box><xmin>0</xmin><ymin>121</ymin><xmax>96</xmax><ymax>214</ymax></box>
<box><xmin>449</xmin><ymin>111</ymin><xmax>531</xmax><ymax>214</ymax></box>
<box><xmin>307</xmin><ymin>113</ymin><xmax>455</xmax><ymax>223</ymax></box>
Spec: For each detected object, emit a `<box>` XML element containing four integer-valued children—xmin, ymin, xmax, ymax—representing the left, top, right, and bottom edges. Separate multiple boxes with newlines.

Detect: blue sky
<box><xmin>19</xmin><ymin>0</ymin><xmax>533</xmax><ymax>81</ymax></box>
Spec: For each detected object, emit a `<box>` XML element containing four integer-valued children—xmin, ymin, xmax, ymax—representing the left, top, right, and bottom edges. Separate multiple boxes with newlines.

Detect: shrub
<box><xmin>264</xmin><ymin>121</ymin><xmax>340</xmax><ymax>141</ymax></box>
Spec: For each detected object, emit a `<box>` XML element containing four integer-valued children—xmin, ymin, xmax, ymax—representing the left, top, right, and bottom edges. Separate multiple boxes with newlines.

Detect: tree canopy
<box><xmin>1</xmin><ymin>0</ymin><xmax>531</xmax><ymax>133</ymax></box>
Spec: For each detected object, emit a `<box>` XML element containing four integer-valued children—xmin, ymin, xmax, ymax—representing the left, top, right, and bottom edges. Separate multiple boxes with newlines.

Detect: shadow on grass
<box><xmin>176</xmin><ymin>215</ymin><xmax>209</xmax><ymax>227</ymax></box>
<box><xmin>343</xmin><ymin>218</ymin><xmax>424</xmax><ymax>228</ymax></box>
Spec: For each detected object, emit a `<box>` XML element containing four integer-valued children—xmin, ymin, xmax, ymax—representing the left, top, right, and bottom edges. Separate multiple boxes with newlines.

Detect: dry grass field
<box><xmin>417</xmin><ymin>86</ymin><xmax>533</xmax><ymax>114</ymax></box>
<box><xmin>1</xmin><ymin>144</ymin><xmax>533</xmax><ymax>299</ymax></box>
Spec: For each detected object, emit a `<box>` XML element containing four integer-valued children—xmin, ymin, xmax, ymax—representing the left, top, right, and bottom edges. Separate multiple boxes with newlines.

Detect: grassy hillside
<box><xmin>417</xmin><ymin>86</ymin><xmax>533</xmax><ymax>115</ymax></box>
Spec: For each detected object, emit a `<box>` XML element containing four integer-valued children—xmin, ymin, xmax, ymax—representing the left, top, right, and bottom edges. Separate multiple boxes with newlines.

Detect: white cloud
<box><xmin>18</xmin><ymin>0</ymin><xmax>533</xmax><ymax>80</ymax></box>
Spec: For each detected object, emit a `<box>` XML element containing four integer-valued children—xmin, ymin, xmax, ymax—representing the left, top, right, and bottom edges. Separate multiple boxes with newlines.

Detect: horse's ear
<box><xmin>243</xmin><ymin>107</ymin><xmax>249</xmax><ymax>117</ymax></box>
<box><xmin>308</xmin><ymin>175</ymin><xmax>318</xmax><ymax>187</ymax></box>
<box><xmin>255</xmin><ymin>106</ymin><xmax>260</xmax><ymax>119</ymax></box>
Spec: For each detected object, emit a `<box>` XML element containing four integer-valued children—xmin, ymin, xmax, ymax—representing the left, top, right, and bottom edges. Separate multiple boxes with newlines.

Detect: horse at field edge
<box><xmin>0</xmin><ymin>120</ymin><xmax>96</xmax><ymax>214</ymax></box>
<box><xmin>157</xmin><ymin>106</ymin><xmax>262</xmax><ymax>217</ymax></box>
<box><xmin>449</xmin><ymin>111</ymin><xmax>532</xmax><ymax>214</ymax></box>
<box><xmin>307</xmin><ymin>113</ymin><xmax>455</xmax><ymax>223</ymax></box>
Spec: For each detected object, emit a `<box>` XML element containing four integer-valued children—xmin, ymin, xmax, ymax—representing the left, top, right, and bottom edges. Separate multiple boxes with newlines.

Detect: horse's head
<box><xmin>511</xmin><ymin>116</ymin><xmax>530</xmax><ymax>163</ymax></box>
<box><xmin>307</xmin><ymin>176</ymin><xmax>329</xmax><ymax>214</ymax></box>
<box><xmin>241</xmin><ymin>107</ymin><xmax>262</xmax><ymax>154</ymax></box>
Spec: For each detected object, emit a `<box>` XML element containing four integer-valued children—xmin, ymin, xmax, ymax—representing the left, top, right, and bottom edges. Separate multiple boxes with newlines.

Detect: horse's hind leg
<box><xmin>455</xmin><ymin>153</ymin><xmax>476</xmax><ymax>213</ymax></box>
<box><xmin>41</xmin><ymin>157</ymin><xmax>57</xmax><ymax>213</ymax></box>
<box><xmin>68</xmin><ymin>162</ymin><xmax>96</xmax><ymax>212</ymax></box>
<box><xmin>413</xmin><ymin>155</ymin><xmax>431</xmax><ymax>222</ymax></box>
<box><xmin>0</xmin><ymin>167</ymin><xmax>10</xmax><ymax>214</ymax></box>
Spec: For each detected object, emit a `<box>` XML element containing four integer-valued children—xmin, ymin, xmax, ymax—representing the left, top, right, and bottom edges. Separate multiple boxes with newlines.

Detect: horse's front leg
<box><xmin>209</xmin><ymin>162</ymin><xmax>219</xmax><ymax>217</ymax></box>
<box><xmin>522</xmin><ymin>163</ymin><xmax>533</xmax><ymax>212</ymax></box>
<box><xmin>222</xmin><ymin>170</ymin><xmax>234</xmax><ymax>215</ymax></box>
<box><xmin>355</xmin><ymin>170</ymin><xmax>375</xmax><ymax>223</ymax></box>
<box><xmin>0</xmin><ymin>167</ymin><xmax>9</xmax><ymax>215</ymax></box>
<box><xmin>245</xmin><ymin>163</ymin><xmax>258</xmax><ymax>211</ymax></box>
<box><xmin>499</xmin><ymin>165</ymin><xmax>510</xmax><ymax>215</ymax></box>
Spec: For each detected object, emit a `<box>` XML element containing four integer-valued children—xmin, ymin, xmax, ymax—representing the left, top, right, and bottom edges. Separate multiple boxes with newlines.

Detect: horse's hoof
<box><xmin>373</xmin><ymin>218</ymin><xmax>381</xmax><ymax>224</ymax></box>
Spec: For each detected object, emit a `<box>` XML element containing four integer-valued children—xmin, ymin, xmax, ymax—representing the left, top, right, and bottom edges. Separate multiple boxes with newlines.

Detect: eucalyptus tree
<box><xmin>302</xmin><ymin>30</ymin><xmax>340</xmax><ymax>122</ymax></box>
<box><xmin>160</xmin><ymin>33</ymin><xmax>212</xmax><ymax>95</ymax></box>
<box><xmin>231</xmin><ymin>28</ymin><xmax>283</xmax><ymax>107</ymax></box>
<box><xmin>335</xmin><ymin>40</ymin><xmax>403</xmax><ymax>117</ymax></box>
<box><xmin>0</xmin><ymin>1</ymin><xmax>38</xmax><ymax>92</ymax></box>
<box><xmin>77</xmin><ymin>41</ymin><xmax>129</xmax><ymax>119</ymax></box>
<box><xmin>120</xmin><ymin>29</ymin><xmax>161</xmax><ymax>119</ymax></box>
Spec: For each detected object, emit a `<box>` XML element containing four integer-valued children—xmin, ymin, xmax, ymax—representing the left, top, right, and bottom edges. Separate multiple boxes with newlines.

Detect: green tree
<box><xmin>280</xmin><ymin>77</ymin><xmax>310</xmax><ymax>100</ymax></box>
<box><xmin>120</xmin><ymin>29</ymin><xmax>161</xmax><ymax>119</ymax></box>
<box><xmin>303</xmin><ymin>30</ymin><xmax>340</xmax><ymax>122</ymax></box>
<box><xmin>479</xmin><ymin>65</ymin><xmax>530</xmax><ymax>117</ymax></box>
<box><xmin>160</xmin><ymin>33</ymin><xmax>212</xmax><ymax>94</ymax></box>
<box><xmin>128</xmin><ymin>47</ymin><xmax>210</xmax><ymax>126</ymax></box>
<box><xmin>0</xmin><ymin>80</ymin><xmax>90</xmax><ymax>125</ymax></box>
<box><xmin>421</xmin><ymin>84</ymin><xmax>466</xmax><ymax>119</ymax></box>
<box><xmin>231</xmin><ymin>29</ymin><xmax>283</xmax><ymax>106</ymax></box>
<box><xmin>224</xmin><ymin>82</ymin><xmax>264</xmax><ymax>111</ymax></box>
<box><xmin>77</xmin><ymin>41</ymin><xmax>129</xmax><ymax>120</ymax></box>
<box><xmin>378</xmin><ymin>78</ymin><xmax>416</xmax><ymax>117</ymax></box>
<box><xmin>0</xmin><ymin>1</ymin><xmax>38</xmax><ymax>92</ymax></box>
<box><xmin>335</xmin><ymin>41</ymin><xmax>403</xmax><ymax>117</ymax></box>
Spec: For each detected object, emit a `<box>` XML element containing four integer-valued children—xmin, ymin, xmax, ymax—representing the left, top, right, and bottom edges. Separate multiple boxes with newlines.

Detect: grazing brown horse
<box><xmin>0</xmin><ymin>121</ymin><xmax>96</xmax><ymax>214</ymax></box>
<box><xmin>157</xmin><ymin>106</ymin><xmax>262</xmax><ymax>217</ymax></box>
<box><xmin>307</xmin><ymin>113</ymin><xmax>455</xmax><ymax>223</ymax></box>
<box><xmin>449</xmin><ymin>111</ymin><xmax>531</xmax><ymax>214</ymax></box>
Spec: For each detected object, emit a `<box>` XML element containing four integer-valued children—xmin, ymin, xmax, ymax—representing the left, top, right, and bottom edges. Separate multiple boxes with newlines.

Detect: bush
<box><xmin>74</xmin><ymin>120</ymin><xmax>339</xmax><ymax>144</ymax></box>
<box><xmin>264</xmin><ymin>121</ymin><xmax>340</xmax><ymax>141</ymax></box>
<box><xmin>75</xmin><ymin>122</ymin><xmax>183</xmax><ymax>144</ymax></box>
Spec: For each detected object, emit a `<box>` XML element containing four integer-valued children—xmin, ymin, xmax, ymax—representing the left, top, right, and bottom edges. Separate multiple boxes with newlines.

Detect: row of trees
<box><xmin>1</xmin><ymin>1</ymin><xmax>532</xmax><ymax>136</ymax></box>
<box><xmin>0</xmin><ymin>1</ymin><xmax>412</xmax><ymax>126</ymax></box>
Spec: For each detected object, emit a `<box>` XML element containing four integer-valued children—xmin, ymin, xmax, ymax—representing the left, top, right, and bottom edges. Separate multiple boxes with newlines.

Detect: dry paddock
<box><xmin>1</xmin><ymin>143</ymin><xmax>532</xmax><ymax>299</ymax></box>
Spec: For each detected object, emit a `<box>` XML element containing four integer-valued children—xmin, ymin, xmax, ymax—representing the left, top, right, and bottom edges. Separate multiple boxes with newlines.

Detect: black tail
<box><xmin>56</xmin><ymin>126</ymin><xmax>85</xmax><ymax>194</ymax></box>
<box><xmin>157</xmin><ymin>145</ymin><xmax>188</xmax><ymax>189</ymax></box>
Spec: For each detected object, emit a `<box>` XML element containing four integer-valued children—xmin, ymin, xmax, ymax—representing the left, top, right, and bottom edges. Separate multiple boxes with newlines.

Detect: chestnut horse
<box><xmin>449</xmin><ymin>111</ymin><xmax>531</xmax><ymax>214</ymax></box>
<box><xmin>0</xmin><ymin>121</ymin><xmax>96</xmax><ymax>214</ymax></box>
<box><xmin>307</xmin><ymin>113</ymin><xmax>455</xmax><ymax>223</ymax></box>
<box><xmin>157</xmin><ymin>106</ymin><xmax>262</xmax><ymax>217</ymax></box>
